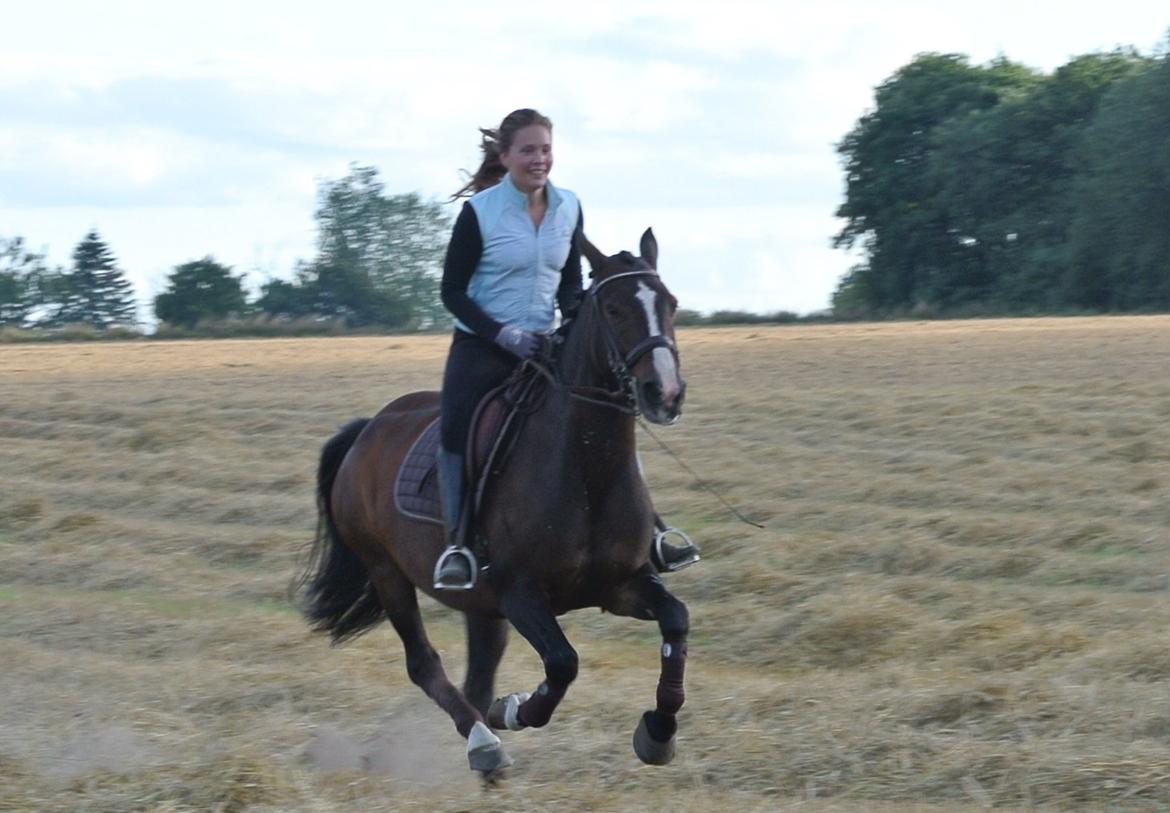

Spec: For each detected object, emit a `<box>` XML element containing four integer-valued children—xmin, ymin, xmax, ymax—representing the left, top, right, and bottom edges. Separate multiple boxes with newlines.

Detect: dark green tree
<box><xmin>311</xmin><ymin>165</ymin><xmax>449</xmax><ymax>326</ymax></box>
<box><xmin>0</xmin><ymin>236</ymin><xmax>46</xmax><ymax>327</ymax></box>
<box><xmin>833</xmin><ymin>54</ymin><xmax>1040</xmax><ymax>313</ymax></box>
<box><xmin>255</xmin><ymin>258</ymin><xmax>405</xmax><ymax>327</ymax></box>
<box><xmin>257</xmin><ymin>165</ymin><xmax>450</xmax><ymax>328</ymax></box>
<box><xmin>1065</xmin><ymin>52</ymin><xmax>1170</xmax><ymax>310</ymax></box>
<box><xmin>254</xmin><ymin>275</ymin><xmax>316</xmax><ymax>320</ymax></box>
<box><xmin>154</xmin><ymin>257</ymin><xmax>248</xmax><ymax>328</ymax></box>
<box><xmin>51</xmin><ymin>230</ymin><xmax>137</xmax><ymax>328</ymax></box>
<box><xmin>925</xmin><ymin>50</ymin><xmax>1148</xmax><ymax>310</ymax></box>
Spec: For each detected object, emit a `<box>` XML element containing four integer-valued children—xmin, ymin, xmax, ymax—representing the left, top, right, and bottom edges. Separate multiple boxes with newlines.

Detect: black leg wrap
<box><xmin>655</xmin><ymin>638</ymin><xmax>687</xmax><ymax>716</ymax></box>
<box><xmin>518</xmin><ymin>681</ymin><xmax>562</xmax><ymax>729</ymax></box>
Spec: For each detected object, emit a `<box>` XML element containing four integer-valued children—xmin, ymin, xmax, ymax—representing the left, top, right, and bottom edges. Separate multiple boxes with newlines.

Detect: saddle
<box><xmin>393</xmin><ymin>362</ymin><xmax>548</xmax><ymax>527</ymax></box>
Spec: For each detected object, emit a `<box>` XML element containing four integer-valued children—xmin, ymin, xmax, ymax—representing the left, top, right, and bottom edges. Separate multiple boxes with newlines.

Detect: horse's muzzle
<box><xmin>640</xmin><ymin>378</ymin><xmax>686</xmax><ymax>425</ymax></box>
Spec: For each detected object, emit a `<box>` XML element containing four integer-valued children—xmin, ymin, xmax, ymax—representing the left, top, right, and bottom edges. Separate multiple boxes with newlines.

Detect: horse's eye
<box><xmin>605</xmin><ymin>303</ymin><xmax>622</xmax><ymax>319</ymax></box>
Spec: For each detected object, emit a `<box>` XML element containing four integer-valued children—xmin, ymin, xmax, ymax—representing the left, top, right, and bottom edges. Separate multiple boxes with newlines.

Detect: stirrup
<box><xmin>433</xmin><ymin>545</ymin><xmax>478</xmax><ymax>591</ymax></box>
<box><xmin>653</xmin><ymin>527</ymin><xmax>701</xmax><ymax>572</ymax></box>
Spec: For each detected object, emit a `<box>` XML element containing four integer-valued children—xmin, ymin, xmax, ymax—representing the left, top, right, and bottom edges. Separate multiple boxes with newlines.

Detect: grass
<box><xmin>2</xmin><ymin>318</ymin><xmax>1170</xmax><ymax>811</ymax></box>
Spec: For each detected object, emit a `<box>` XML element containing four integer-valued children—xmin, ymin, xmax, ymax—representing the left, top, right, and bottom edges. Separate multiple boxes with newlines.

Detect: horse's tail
<box><xmin>297</xmin><ymin>417</ymin><xmax>385</xmax><ymax>643</ymax></box>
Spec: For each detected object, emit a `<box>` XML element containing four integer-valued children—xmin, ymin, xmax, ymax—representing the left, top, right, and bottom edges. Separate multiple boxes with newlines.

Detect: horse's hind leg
<box><xmin>366</xmin><ymin>559</ymin><xmax>511</xmax><ymax>773</ymax></box>
<box><xmin>464</xmin><ymin>613</ymin><xmax>508</xmax><ymax>716</ymax></box>
<box><xmin>604</xmin><ymin>570</ymin><xmax>689</xmax><ymax>766</ymax></box>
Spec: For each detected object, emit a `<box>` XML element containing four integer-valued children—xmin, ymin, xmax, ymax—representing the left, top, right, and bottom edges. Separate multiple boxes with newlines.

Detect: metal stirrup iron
<box><xmin>433</xmin><ymin>546</ymin><xmax>478</xmax><ymax>591</ymax></box>
<box><xmin>654</xmin><ymin>526</ymin><xmax>700</xmax><ymax>572</ymax></box>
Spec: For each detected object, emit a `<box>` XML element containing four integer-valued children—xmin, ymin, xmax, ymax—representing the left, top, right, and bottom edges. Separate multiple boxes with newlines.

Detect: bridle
<box><xmin>589</xmin><ymin>270</ymin><xmax>679</xmax><ymax>376</ymax></box>
<box><xmin>577</xmin><ymin>269</ymin><xmax>679</xmax><ymax>413</ymax></box>
<box><xmin>518</xmin><ymin>267</ymin><xmax>679</xmax><ymax>416</ymax></box>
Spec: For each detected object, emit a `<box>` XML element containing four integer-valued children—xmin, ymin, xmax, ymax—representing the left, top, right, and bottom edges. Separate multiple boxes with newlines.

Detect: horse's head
<box><xmin>577</xmin><ymin>228</ymin><xmax>686</xmax><ymax>425</ymax></box>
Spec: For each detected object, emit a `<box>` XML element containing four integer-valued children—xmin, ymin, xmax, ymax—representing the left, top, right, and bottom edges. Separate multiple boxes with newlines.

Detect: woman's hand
<box><xmin>494</xmin><ymin>325</ymin><xmax>540</xmax><ymax>359</ymax></box>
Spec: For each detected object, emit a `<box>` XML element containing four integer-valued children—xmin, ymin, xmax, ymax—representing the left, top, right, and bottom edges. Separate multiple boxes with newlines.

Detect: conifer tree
<box><xmin>54</xmin><ymin>230</ymin><xmax>137</xmax><ymax>328</ymax></box>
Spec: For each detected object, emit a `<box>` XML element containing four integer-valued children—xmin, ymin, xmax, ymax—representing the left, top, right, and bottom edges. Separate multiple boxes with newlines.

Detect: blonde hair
<box><xmin>452</xmin><ymin>108</ymin><xmax>553</xmax><ymax>199</ymax></box>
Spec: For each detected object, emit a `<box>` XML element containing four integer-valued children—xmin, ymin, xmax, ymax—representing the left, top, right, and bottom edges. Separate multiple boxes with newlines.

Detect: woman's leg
<box><xmin>435</xmin><ymin>331</ymin><xmax>518</xmax><ymax>589</ymax></box>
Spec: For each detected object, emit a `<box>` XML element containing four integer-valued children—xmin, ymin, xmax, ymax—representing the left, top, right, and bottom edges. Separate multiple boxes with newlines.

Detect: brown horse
<box><xmin>298</xmin><ymin>229</ymin><xmax>689</xmax><ymax>774</ymax></box>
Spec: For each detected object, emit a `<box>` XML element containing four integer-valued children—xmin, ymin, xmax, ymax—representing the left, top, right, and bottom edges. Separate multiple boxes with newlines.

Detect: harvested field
<box><xmin>2</xmin><ymin>317</ymin><xmax>1169</xmax><ymax>812</ymax></box>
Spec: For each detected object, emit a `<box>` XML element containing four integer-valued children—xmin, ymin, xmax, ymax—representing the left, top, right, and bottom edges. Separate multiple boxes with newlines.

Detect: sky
<box><xmin>1</xmin><ymin>1</ymin><xmax>1167</xmax><ymax>324</ymax></box>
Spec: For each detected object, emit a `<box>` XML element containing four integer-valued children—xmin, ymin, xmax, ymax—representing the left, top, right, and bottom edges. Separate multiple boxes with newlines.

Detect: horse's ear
<box><xmin>639</xmin><ymin>228</ymin><xmax>658</xmax><ymax>270</ymax></box>
<box><xmin>577</xmin><ymin>232</ymin><xmax>609</xmax><ymax>278</ymax></box>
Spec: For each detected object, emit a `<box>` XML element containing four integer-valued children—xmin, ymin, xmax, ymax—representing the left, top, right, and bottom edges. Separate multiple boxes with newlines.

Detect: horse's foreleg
<box><xmin>606</xmin><ymin>570</ymin><xmax>689</xmax><ymax>766</ymax></box>
<box><xmin>490</xmin><ymin>591</ymin><xmax>577</xmax><ymax>730</ymax></box>
<box><xmin>368</xmin><ymin>561</ymin><xmax>510</xmax><ymax>773</ymax></box>
<box><xmin>464</xmin><ymin>613</ymin><xmax>508</xmax><ymax>716</ymax></box>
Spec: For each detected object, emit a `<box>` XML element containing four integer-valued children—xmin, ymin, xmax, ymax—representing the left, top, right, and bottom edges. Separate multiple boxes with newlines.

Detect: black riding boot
<box><xmin>433</xmin><ymin>448</ymin><xmax>477</xmax><ymax>590</ymax></box>
<box><xmin>650</xmin><ymin>515</ymin><xmax>701</xmax><ymax>573</ymax></box>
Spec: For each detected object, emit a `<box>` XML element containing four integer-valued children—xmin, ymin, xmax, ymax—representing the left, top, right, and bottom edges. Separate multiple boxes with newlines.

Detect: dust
<box><xmin>304</xmin><ymin>706</ymin><xmax>467</xmax><ymax>785</ymax></box>
<box><xmin>48</xmin><ymin>723</ymin><xmax>157</xmax><ymax>778</ymax></box>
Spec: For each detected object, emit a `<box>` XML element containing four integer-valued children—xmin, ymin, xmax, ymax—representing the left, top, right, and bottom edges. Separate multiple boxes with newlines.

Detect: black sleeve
<box><xmin>557</xmin><ymin>207</ymin><xmax>585</xmax><ymax>321</ymax></box>
<box><xmin>440</xmin><ymin>203</ymin><xmax>504</xmax><ymax>340</ymax></box>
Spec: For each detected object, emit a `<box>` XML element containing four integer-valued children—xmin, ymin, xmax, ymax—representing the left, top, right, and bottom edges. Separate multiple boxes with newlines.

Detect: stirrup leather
<box><xmin>433</xmin><ymin>545</ymin><xmax>478</xmax><ymax>591</ymax></box>
<box><xmin>653</xmin><ymin>526</ymin><xmax>700</xmax><ymax>572</ymax></box>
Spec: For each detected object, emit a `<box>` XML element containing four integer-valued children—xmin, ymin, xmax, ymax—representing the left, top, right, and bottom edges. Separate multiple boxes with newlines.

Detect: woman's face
<box><xmin>500</xmin><ymin>124</ymin><xmax>553</xmax><ymax>195</ymax></box>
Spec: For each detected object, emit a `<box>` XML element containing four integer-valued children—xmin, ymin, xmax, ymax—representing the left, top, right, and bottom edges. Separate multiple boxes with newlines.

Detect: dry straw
<box><xmin>2</xmin><ymin>318</ymin><xmax>1170</xmax><ymax>811</ymax></box>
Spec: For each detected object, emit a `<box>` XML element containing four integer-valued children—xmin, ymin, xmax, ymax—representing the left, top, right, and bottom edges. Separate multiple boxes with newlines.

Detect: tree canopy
<box><xmin>154</xmin><ymin>258</ymin><xmax>248</xmax><ymax>328</ymax></box>
<box><xmin>0</xmin><ymin>237</ymin><xmax>48</xmax><ymax>327</ymax></box>
<box><xmin>4</xmin><ymin>165</ymin><xmax>452</xmax><ymax>337</ymax></box>
<box><xmin>833</xmin><ymin>47</ymin><xmax>1163</xmax><ymax>316</ymax></box>
<box><xmin>256</xmin><ymin>165</ymin><xmax>450</xmax><ymax>328</ymax></box>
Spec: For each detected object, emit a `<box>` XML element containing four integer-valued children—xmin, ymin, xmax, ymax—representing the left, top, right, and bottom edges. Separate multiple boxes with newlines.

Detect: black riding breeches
<box><xmin>440</xmin><ymin>329</ymin><xmax>520</xmax><ymax>455</ymax></box>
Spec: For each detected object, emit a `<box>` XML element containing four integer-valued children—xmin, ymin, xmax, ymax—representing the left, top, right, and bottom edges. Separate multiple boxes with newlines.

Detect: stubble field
<box><xmin>2</xmin><ymin>318</ymin><xmax>1169</xmax><ymax>812</ymax></box>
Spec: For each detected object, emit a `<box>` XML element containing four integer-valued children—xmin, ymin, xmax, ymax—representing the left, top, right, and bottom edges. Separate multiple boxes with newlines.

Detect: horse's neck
<box><xmin>550</xmin><ymin>312</ymin><xmax>636</xmax><ymax>462</ymax></box>
<box><xmin>559</xmin><ymin>304</ymin><xmax>610</xmax><ymax>391</ymax></box>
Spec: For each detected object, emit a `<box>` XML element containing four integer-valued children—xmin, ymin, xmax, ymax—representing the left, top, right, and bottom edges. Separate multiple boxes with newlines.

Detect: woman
<box><xmin>434</xmin><ymin>108</ymin><xmax>698</xmax><ymax>590</ymax></box>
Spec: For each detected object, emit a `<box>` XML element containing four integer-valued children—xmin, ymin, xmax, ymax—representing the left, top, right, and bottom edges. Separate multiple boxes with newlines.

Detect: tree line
<box><xmin>0</xmin><ymin>165</ymin><xmax>451</xmax><ymax>336</ymax></box>
<box><xmin>9</xmin><ymin>38</ymin><xmax>1166</xmax><ymax>337</ymax></box>
<box><xmin>834</xmin><ymin>40</ymin><xmax>1170</xmax><ymax>317</ymax></box>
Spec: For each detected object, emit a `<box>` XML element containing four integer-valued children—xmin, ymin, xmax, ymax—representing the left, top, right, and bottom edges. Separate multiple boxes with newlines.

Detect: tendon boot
<box><xmin>650</xmin><ymin>515</ymin><xmax>701</xmax><ymax>573</ymax></box>
<box><xmin>433</xmin><ymin>448</ymin><xmax>477</xmax><ymax>590</ymax></box>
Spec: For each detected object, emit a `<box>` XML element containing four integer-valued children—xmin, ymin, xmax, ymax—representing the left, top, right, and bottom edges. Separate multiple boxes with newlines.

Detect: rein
<box><xmin>518</xmin><ymin>267</ymin><xmax>765</xmax><ymax>529</ymax></box>
<box><xmin>519</xmin><ymin>354</ymin><xmax>638</xmax><ymax>415</ymax></box>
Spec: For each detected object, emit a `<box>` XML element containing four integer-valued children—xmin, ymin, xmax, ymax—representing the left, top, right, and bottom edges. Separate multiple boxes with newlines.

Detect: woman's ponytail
<box><xmin>451</xmin><ymin>109</ymin><xmax>553</xmax><ymax>199</ymax></box>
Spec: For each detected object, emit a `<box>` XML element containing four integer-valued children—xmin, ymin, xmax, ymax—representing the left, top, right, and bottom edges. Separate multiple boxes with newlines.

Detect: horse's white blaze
<box><xmin>636</xmin><ymin>281</ymin><xmax>681</xmax><ymax>401</ymax></box>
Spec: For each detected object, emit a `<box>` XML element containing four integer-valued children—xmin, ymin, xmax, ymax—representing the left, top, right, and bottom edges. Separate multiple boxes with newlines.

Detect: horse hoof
<box><xmin>633</xmin><ymin>711</ymin><xmax>676</xmax><ymax>766</ymax></box>
<box><xmin>467</xmin><ymin>721</ymin><xmax>514</xmax><ymax>773</ymax></box>
<box><xmin>487</xmin><ymin>692</ymin><xmax>531</xmax><ymax>731</ymax></box>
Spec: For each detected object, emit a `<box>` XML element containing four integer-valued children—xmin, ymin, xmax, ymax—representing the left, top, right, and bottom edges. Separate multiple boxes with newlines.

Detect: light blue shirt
<box><xmin>456</xmin><ymin>173</ymin><xmax>580</xmax><ymax>335</ymax></box>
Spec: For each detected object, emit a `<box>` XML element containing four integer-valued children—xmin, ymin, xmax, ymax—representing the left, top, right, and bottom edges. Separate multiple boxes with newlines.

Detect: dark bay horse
<box><xmin>298</xmin><ymin>229</ymin><xmax>689</xmax><ymax>774</ymax></box>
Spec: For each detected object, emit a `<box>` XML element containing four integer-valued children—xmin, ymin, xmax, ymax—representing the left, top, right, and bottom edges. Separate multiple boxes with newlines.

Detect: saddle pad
<box><xmin>394</xmin><ymin>417</ymin><xmax>443</xmax><ymax>525</ymax></box>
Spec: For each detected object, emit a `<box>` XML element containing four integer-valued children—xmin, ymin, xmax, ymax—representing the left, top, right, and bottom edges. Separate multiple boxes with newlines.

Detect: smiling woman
<box><xmin>435</xmin><ymin>108</ymin><xmax>580</xmax><ymax>589</ymax></box>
